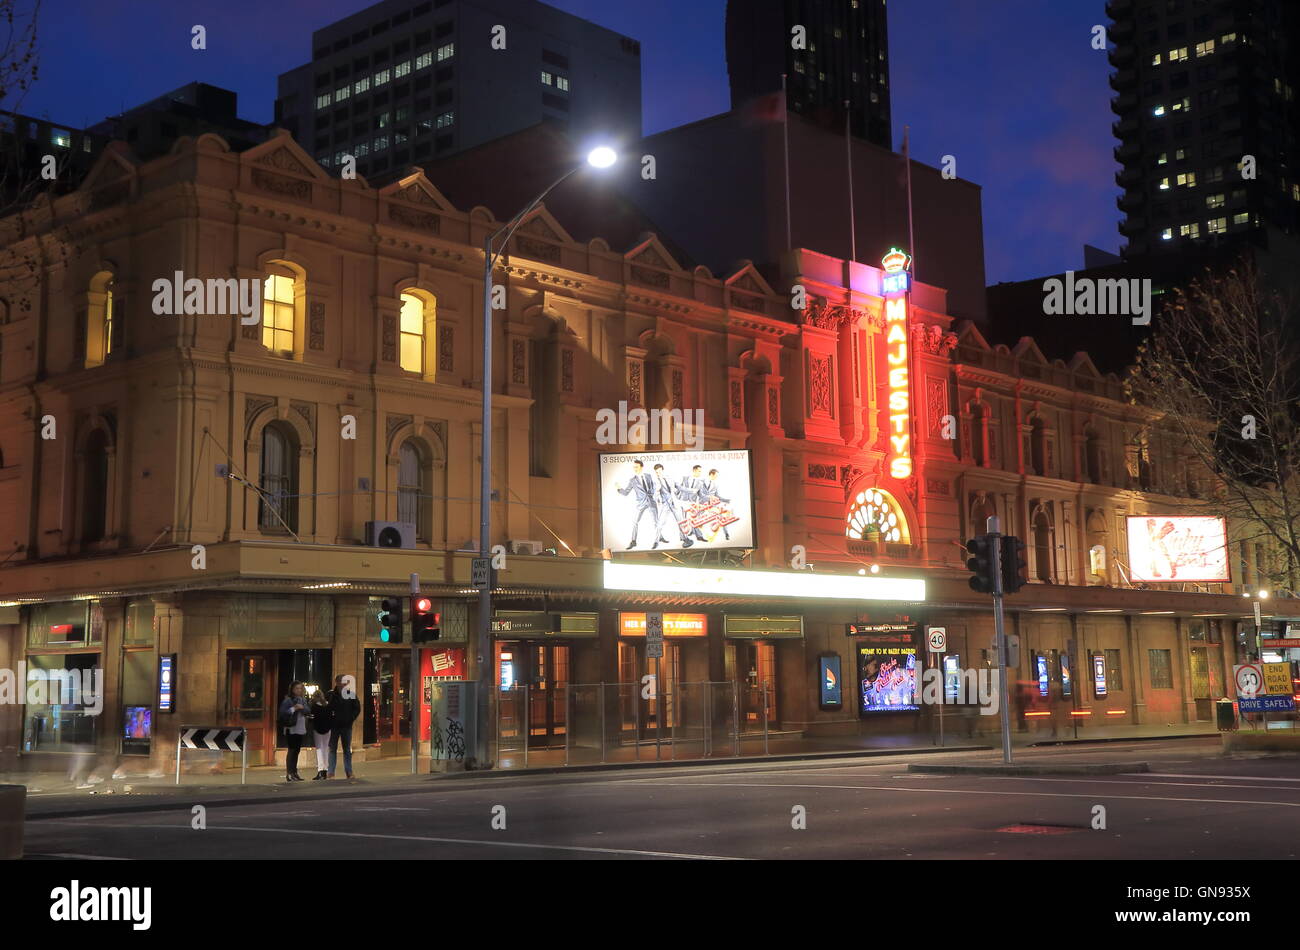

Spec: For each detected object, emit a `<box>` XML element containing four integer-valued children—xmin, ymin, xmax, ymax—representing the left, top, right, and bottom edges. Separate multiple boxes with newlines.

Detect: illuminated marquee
<box><xmin>881</xmin><ymin>246</ymin><xmax>911</xmax><ymax>295</ymax></box>
<box><xmin>881</xmin><ymin>247</ymin><xmax>913</xmax><ymax>481</ymax></box>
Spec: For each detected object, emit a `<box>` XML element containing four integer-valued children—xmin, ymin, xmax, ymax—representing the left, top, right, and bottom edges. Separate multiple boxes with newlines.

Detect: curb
<box><xmin>907</xmin><ymin>761</ymin><xmax>1150</xmax><ymax>776</ymax></box>
<box><xmin>25</xmin><ymin>744</ymin><xmax>988</xmax><ymax>820</ymax></box>
<box><xmin>1026</xmin><ymin>733</ymin><xmax>1216</xmax><ymax>748</ymax></box>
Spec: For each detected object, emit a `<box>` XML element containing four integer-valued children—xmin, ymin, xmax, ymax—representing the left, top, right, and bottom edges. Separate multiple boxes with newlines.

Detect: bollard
<box><xmin>0</xmin><ymin>784</ymin><xmax>26</xmax><ymax>859</ymax></box>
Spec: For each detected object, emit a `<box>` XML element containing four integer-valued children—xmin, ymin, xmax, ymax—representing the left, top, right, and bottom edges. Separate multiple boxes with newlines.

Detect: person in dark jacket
<box><xmin>309</xmin><ymin>687</ymin><xmax>334</xmax><ymax>780</ymax></box>
<box><xmin>327</xmin><ymin>675</ymin><xmax>361</xmax><ymax>779</ymax></box>
<box><xmin>278</xmin><ymin>682</ymin><xmax>310</xmax><ymax>782</ymax></box>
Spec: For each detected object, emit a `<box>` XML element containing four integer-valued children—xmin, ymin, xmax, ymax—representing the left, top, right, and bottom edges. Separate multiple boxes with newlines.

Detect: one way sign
<box><xmin>179</xmin><ymin>726</ymin><xmax>246</xmax><ymax>752</ymax></box>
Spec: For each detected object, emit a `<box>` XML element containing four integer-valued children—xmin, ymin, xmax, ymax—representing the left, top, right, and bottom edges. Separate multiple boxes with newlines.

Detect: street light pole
<box><xmin>473</xmin><ymin>148</ymin><xmax>618</xmax><ymax>768</ymax></box>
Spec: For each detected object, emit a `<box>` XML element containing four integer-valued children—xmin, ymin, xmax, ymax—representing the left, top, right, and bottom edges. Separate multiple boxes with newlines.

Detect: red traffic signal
<box><xmin>411</xmin><ymin>595</ymin><xmax>441</xmax><ymax>643</ymax></box>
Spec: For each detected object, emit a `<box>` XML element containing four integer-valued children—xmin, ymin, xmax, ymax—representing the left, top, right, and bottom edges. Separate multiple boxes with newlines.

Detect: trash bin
<box><xmin>1216</xmin><ymin>697</ymin><xmax>1238</xmax><ymax>732</ymax></box>
<box><xmin>0</xmin><ymin>785</ymin><xmax>25</xmax><ymax>860</ymax></box>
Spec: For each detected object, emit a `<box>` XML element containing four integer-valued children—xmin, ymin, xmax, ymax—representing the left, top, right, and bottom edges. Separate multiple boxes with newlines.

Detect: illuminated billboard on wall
<box><xmin>1125</xmin><ymin>516</ymin><xmax>1230</xmax><ymax>583</ymax></box>
<box><xmin>599</xmin><ymin>450</ymin><xmax>754</xmax><ymax>553</ymax></box>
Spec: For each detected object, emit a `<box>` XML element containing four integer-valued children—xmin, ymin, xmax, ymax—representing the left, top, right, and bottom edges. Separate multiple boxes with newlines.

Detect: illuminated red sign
<box><xmin>884</xmin><ymin>296</ymin><xmax>912</xmax><ymax>480</ymax></box>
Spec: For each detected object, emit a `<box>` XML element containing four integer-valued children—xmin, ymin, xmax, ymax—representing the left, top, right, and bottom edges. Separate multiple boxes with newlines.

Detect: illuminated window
<box><xmin>399</xmin><ymin>292</ymin><xmax>425</xmax><ymax>373</ymax></box>
<box><xmin>1179</xmin><ymin>222</ymin><xmax>1200</xmax><ymax>238</ymax></box>
<box><xmin>335</xmin><ymin>84</ymin><xmax>350</xmax><ymax>101</ymax></box>
<box><xmin>1168</xmin><ymin>46</ymin><xmax>1188</xmax><ymax>61</ymax></box>
<box><xmin>315</xmin><ymin>93</ymin><xmax>332</xmax><ymax>110</ymax></box>
<box><xmin>1206</xmin><ymin>193</ymin><xmax>1225</xmax><ymax>208</ymax></box>
<box><xmin>1158</xmin><ymin>177</ymin><xmax>1170</xmax><ymax>190</ymax></box>
<box><xmin>52</xmin><ymin>129</ymin><xmax>71</xmax><ymax>149</ymax></box>
<box><xmin>1195</xmin><ymin>39</ymin><xmax>1215</xmax><ymax>57</ymax></box>
<box><xmin>103</xmin><ymin>283</ymin><xmax>115</xmax><ymax>357</ymax></box>
<box><xmin>374</xmin><ymin>135</ymin><xmax>389</xmax><ymax>151</ymax></box>
<box><xmin>1153</xmin><ymin>104</ymin><xmax>1166</xmax><ymax>116</ymax></box>
<box><xmin>85</xmin><ymin>272</ymin><xmax>117</xmax><ymax>368</ymax></box>
<box><xmin>262</xmin><ymin>274</ymin><xmax>295</xmax><ymax>355</ymax></box>
<box><xmin>1233</xmin><ymin>212</ymin><xmax>1249</xmax><ymax>225</ymax></box>
<box><xmin>1175</xmin><ymin>147</ymin><xmax>1186</xmax><ymax>160</ymax></box>
<box><xmin>1151</xmin><ymin>52</ymin><xmax>1162</xmax><ymax>65</ymax></box>
<box><xmin>374</xmin><ymin>68</ymin><xmax>391</xmax><ymax>86</ymax></box>
<box><xmin>1207</xmin><ymin>216</ymin><xmax>1227</xmax><ymax>234</ymax></box>
<box><xmin>1176</xmin><ymin>171</ymin><xmax>1196</xmax><ymax>187</ymax></box>
<box><xmin>1171</xmin><ymin>97</ymin><xmax>1190</xmax><ymax>112</ymax></box>
<box><xmin>436</xmin><ymin>43</ymin><xmax>454</xmax><ymax>62</ymax></box>
<box><xmin>845</xmin><ymin>488</ymin><xmax>909</xmax><ymax>545</ymax></box>
<box><xmin>416</xmin><ymin>52</ymin><xmax>433</xmax><ymax>69</ymax></box>
<box><xmin>1157</xmin><ymin>152</ymin><xmax>1168</xmax><ymax>164</ymax></box>
<box><xmin>1221</xmin><ymin>32</ymin><xmax>1237</xmax><ymax>44</ymax></box>
<box><xmin>355</xmin><ymin>142</ymin><xmax>369</xmax><ymax>157</ymax></box>
<box><xmin>354</xmin><ymin>76</ymin><xmax>370</xmax><ymax>94</ymax></box>
<box><xmin>1161</xmin><ymin>227</ymin><xmax>1173</xmax><ymax>240</ymax></box>
<box><xmin>395</xmin><ymin>60</ymin><xmax>411</xmax><ymax>78</ymax></box>
<box><xmin>436</xmin><ymin>111</ymin><xmax>455</xmax><ymax>128</ymax></box>
<box><xmin>556</xmin><ymin>75</ymin><xmax>570</xmax><ymax>91</ymax></box>
<box><xmin>541</xmin><ymin>70</ymin><xmax>553</xmax><ymax>85</ymax></box>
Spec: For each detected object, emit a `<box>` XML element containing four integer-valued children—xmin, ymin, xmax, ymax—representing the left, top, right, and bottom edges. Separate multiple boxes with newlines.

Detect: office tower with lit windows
<box><xmin>725</xmin><ymin>0</ymin><xmax>892</xmax><ymax>147</ymax></box>
<box><xmin>275</xmin><ymin>0</ymin><xmax>642</xmax><ymax>181</ymax></box>
<box><xmin>1109</xmin><ymin>0</ymin><xmax>1300</xmax><ymax>258</ymax></box>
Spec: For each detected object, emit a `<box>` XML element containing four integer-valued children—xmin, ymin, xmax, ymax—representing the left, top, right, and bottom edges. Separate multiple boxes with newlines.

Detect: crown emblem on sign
<box><xmin>881</xmin><ymin>247</ymin><xmax>911</xmax><ymax>274</ymax></box>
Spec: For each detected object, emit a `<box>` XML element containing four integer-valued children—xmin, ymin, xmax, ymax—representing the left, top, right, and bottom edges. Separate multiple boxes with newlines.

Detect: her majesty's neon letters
<box><xmin>884</xmin><ymin>296</ymin><xmax>911</xmax><ymax>480</ymax></box>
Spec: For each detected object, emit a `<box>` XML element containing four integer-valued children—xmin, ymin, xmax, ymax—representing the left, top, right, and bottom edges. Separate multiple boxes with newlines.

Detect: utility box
<box><xmin>0</xmin><ymin>785</ymin><xmax>25</xmax><ymax>859</ymax></box>
<box><xmin>1216</xmin><ymin>697</ymin><xmax>1237</xmax><ymax>732</ymax></box>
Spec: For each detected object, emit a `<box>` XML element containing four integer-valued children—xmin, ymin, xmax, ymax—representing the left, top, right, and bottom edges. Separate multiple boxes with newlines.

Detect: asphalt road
<box><xmin>21</xmin><ymin>740</ymin><xmax>1300</xmax><ymax>860</ymax></box>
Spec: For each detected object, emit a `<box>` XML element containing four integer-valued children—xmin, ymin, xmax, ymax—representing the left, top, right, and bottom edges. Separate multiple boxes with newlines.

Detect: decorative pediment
<box><xmin>1012</xmin><ymin>336</ymin><xmax>1048</xmax><ymax>364</ymax></box>
<box><xmin>625</xmin><ymin>234</ymin><xmax>680</xmax><ymax>271</ymax></box>
<box><xmin>381</xmin><ymin>171</ymin><xmax>455</xmax><ymax>211</ymax></box>
<box><xmin>1068</xmin><ymin>352</ymin><xmax>1102</xmax><ymax>377</ymax></box>
<box><xmin>78</xmin><ymin>143</ymin><xmax>139</xmax><ymax>193</ymax></box>
<box><xmin>723</xmin><ymin>261</ymin><xmax>775</xmax><ymax>296</ymax></box>
<box><xmin>520</xmin><ymin>211</ymin><xmax>567</xmax><ymax>243</ymax></box>
<box><xmin>953</xmin><ymin>320</ymin><xmax>991</xmax><ymax>351</ymax></box>
<box><xmin>242</xmin><ymin>131</ymin><xmax>331</xmax><ymax>182</ymax></box>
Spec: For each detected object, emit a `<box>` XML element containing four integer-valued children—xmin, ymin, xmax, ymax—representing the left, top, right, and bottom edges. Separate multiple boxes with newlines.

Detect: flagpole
<box><xmin>782</xmin><ymin>73</ymin><xmax>792</xmax><ymax>252</ymax></box>
<box><xmin>904</xmin><ymin>124</ymin><xmax>916</xmax><ymax>283</ymax></box>
<box><xmin>845</xmin><ymin>100</ymin><xmax>856</xmax><ymax>263</ymax></box>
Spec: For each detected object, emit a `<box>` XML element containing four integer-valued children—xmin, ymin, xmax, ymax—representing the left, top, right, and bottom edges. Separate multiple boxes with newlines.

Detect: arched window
<box><xmin>85</xmin><ymin>272</ymin><xmax>117</xmax><ymax>368</ymax></box>
<box><xmin>1085</xmin><ymin>427</ymin><xmax>1104</xmax><ymax>484</ymax></box>
<box><xmin>1032</xmin><ymin>503</ymin><xmax>1054</xmax><ymax>583</ymax></box>
<box><xmin>970</xmin><ymin>493</ymin><xmax>995</xmax><ymax>539</ymax></box>
<box><xmin>1030</xmin><ymin>417</ymin><xmax>1047</xmax><ymax>476</ymax></box>
<box><xmin>399</xmin><ymin>293</ymin><xmax>424</xmax><ymax>374</ymax></box>
<box><xmin>846</xmin><ymin>488</ymin><xmax>909</xmax><ymax>544</ymax></box>
<box><xmin>971</xmin><ymin>404</ymin><xmax>989</xmax><ymax>467</ymax></box>
<box><xmin>262</xmin><ymin>273</ymin><xmax>296</xmax><ymax>356</ymax></box>
<box><xmin>82</xmin><ymin>429</ymin><xmax>109</xmax><ymax>542</ymax></box>
<box><xmin>259</xmin><ymin>423</ymin><xmax>298</xmax><ymax>533</ymax></box>
<box><xmin>397</xmin><ymin>439</ymin><xmax>430</xmax><ymax>540</ymax></box>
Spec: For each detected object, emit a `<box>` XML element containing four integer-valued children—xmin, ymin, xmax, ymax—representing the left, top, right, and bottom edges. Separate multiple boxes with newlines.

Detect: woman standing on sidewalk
<box><xmin>278</xmin><ymin>682</ymin><xmax>310</xmax><ymax>782</ymax></box>
<box><xmin>309</xmin><ymin>687</ymin><xmax>334</xmax><ymax>780</ymax></box>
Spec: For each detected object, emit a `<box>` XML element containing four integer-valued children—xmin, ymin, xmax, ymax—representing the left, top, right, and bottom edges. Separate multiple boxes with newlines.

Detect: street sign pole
<box><xmin>410</xmin><ymin>572</ymin><xmax>419</xmax><ymax>775</ymax></box>
<box><xmin>988</xmin><ymin>515</ymin><xmax>1013</xmax><ymax>764</ymax></box>
<box><xmin>937</xmin><ymin>650</ymin><xmax>945</xmax><ymax>748</ymax></box>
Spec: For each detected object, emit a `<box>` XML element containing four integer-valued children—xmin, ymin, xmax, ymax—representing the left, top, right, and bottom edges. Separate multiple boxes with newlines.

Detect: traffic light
<box><xmin>1002</xmin><ymin>536</ymin><xmax>1029</xmax><ymax>594</ymax></box>
<box><xmin>378</xmin><ymin>597</ymin><xmax>404</xmax><ymax>643</ymax></box>
<box><xmin>965</xmin><ymin>535</ymin><xmax>997</xmax><ymax>594</ymax></box>
<box><xmin>411</xmin><ymin>596</ymin><xmax>441</xmax><ymax>643</ymax></box>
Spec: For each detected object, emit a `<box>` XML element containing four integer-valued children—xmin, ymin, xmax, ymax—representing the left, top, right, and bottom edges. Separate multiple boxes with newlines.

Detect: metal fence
<box><xmin>490</xmin><ymin>681</ymin><xmax>766</xmax><ymax>769</ymax></box>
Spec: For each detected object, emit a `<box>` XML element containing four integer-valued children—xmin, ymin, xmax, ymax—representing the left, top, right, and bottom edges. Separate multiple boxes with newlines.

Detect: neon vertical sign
<box><xmin>882</xmin><ymin>248</ymin><xmax>912</xmax><ymax>481</ymax></box>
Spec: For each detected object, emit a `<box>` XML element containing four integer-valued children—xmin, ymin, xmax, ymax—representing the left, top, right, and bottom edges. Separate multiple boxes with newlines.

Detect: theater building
<box><xmin>0</xmin><ymin>130</ymin><xmax>1278</xmax><ymax>774</ymax></box>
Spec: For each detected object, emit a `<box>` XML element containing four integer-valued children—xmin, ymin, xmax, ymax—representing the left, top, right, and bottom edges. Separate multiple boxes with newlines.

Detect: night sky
<box><xmin>17</xmin><ymin>0</ymin><xmax>1119</xmax><ymax>284</ymax></box>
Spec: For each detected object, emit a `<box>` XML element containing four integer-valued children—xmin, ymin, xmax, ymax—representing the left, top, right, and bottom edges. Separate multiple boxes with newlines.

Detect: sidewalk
<box><xmin>5</xmin><ymin>722</ymin><xmax>1222</xmax><ymax>819</ymax></box>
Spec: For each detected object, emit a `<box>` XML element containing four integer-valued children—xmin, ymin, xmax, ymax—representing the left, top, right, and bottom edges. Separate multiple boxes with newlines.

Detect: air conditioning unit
<box><xmin>364</xmin><ymin>521</ymin><xmax>416</xmax><ymax>549</ymax></box>
<box><xmin>510</xmin><ymin>539</ymin><xmax>544</xmax><ymax>556</ymax></box>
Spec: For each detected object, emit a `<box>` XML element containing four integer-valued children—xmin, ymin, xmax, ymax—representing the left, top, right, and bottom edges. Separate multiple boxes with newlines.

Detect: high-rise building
<box><xmin>275</xmin><ymin>0</ymin><xmax>643</xmax><ymax>182</ymax></box>
<box><xmin>1109</xmin><ymin>0</ymin><xmax>1300</xmax><ymax>258</ymax></box>
<box><xmin>725</xmin><ymin>0</ymin><xmax>892</xmax><ymax>147</ymax></box>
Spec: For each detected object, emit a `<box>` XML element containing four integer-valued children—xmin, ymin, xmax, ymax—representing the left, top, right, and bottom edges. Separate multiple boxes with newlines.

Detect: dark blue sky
<box><xmin>16</xmin><ymin>0</ymin><xmax>1119</xmax><ymax>284</ymax></box>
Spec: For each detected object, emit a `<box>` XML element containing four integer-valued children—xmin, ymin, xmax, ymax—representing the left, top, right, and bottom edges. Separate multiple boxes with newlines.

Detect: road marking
<box><xmin>36</xmin><ymin>821</ymin><xmax>749</xmax><ymax>860</ymax></box>
<box><xmin>620</xmin><ymin>780</ymin><xmax>1300</xmax><ymax>808</ymax></box>
<box><xmin>30</xmin><ymin>853</ymin><xmax>131</xmax><ymax>860</ymax></box>
<box><xmin>1141</xmin><ymin>772</ymin><xmax>1300</xmax><ymax>783</ymax></box>
<box><xmin>885</xmin><ymin>774</ymin><xmax>1300</xmax><ymax>793</ymax></box>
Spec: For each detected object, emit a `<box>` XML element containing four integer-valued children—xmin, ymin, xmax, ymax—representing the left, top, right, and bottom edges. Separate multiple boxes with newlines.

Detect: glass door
<box><xmin>619</xmin><ymin>640</ymin><xmax>680</xmax><ymax>738</ymax></box>
<box><xmin>228</xmin><ymin>652</ymin><xmax>275</xmax><ymax>764</ymax></box>
<box><xmin>364</xmin><ymin>649</ymin><xmax>411</xmax><ymax>746</ymax></box>
<box><xmin>527</xmin><ymin>643</ymin><xmax>570</xmax><ymax>749</ymax></box>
